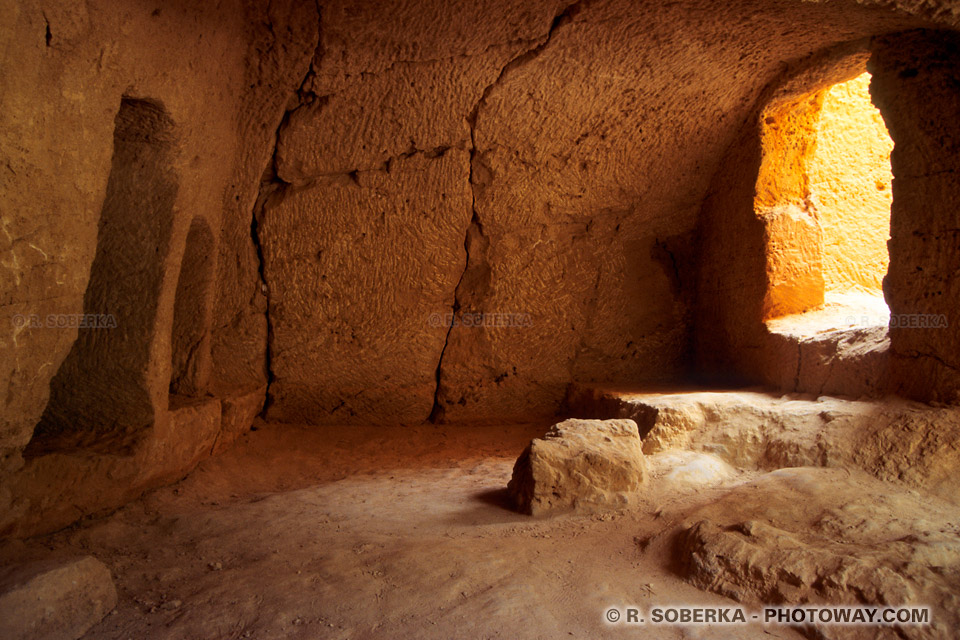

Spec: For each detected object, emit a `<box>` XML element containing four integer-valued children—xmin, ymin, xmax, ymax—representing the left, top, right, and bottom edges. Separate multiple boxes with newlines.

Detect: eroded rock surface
<box><xmin>763</xmin><ymin>293</ymin><xmax>892</xmax><ymax>397</ymax></box>
<box><xmin>568</xmin><ymin>384</ymin><xmax>960</xmax><ymax>504</ymax></box>
<box><xmin>674</xmin><ymin>468</ymin><xmax>960</xmax><ymax>640</ymax></box>
<box><xmin>507</xmin><ymin>418</ymin><xmax>646</xmax><ymax>515</ymax></box>
<box><xmin>870</xmin><ymin>30</ymin><xmax>960</xmax><ymax>404</ymax></box>
<box><xmin>0</xmin><ymin>555</ymin><xmax>116</xmax><ymax>640</ymax></box>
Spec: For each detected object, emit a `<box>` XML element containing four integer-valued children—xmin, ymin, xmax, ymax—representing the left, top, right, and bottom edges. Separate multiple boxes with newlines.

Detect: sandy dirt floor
<box><xmin>0</xmin><ymin>419</ymin><xmax>852</xmax><ymax>640</ymax></box>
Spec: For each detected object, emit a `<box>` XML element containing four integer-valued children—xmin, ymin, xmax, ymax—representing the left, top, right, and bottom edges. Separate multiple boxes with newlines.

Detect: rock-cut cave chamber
<box><xmin>2</xmin><ymin>1</ymin><xmax>960</xmax><ymax>639</ymax></box>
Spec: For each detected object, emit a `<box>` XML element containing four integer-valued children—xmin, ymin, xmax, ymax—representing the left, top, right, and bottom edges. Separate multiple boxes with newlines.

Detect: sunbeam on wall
<box><xmin>810</xmin><ymin>72</ymin><xmax>893</xmax><ymax>299</ymax></box>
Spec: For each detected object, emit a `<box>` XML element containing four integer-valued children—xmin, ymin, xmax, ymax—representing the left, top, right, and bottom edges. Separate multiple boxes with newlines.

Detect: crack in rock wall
<box><xmin>429</xmin><ymin>0</ymin><xmax>585</xmax><ymax>422</ymax></box>
<box><xmin>259</xmin><ymin>0</ymin><xmax>570</xmax><ymax>424</ymax></box>
<box><xmin>210</xmin><ymin>0</ymin><xmax>320</xmax><ymax>401</ymax></box>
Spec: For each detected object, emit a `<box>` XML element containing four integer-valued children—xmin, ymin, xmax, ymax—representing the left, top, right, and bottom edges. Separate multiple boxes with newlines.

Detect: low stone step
<box><xmin>566</xmin><ymin>383</ymin><xmax>960</xmax><ymax>504</ymax></box>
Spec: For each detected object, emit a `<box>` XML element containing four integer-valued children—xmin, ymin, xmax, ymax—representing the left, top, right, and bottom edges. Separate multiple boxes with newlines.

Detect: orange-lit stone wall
<box><xmin>810</xmin><ymin>73</ymin><xmax>893</xmax><ymax>295</ymax></box>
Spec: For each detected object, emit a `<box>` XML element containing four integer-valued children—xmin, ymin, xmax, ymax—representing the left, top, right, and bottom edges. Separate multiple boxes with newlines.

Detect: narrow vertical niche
<box><xmin>809</xmin><ymin>72</ymin><xmax>892</xmax><ymax>311</ymax></box>
<box><xmin>760</xmin><ymin>71</ymin><xmax>892</xmax><ymax>327</ymax></box>
<box><xmin>169</xmin><ymin>217</ymin><xmax>214</xmax><ymax>400</ymax></box>
<box><xmin>26</xmin><ymin>98</ymin><xmax>179</xmax><ymax>457</ymax></box>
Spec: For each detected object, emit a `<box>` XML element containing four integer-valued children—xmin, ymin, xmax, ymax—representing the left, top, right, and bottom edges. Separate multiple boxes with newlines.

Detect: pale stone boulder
<box><xmin>507</xmin><ymin>419</ymin><xmax>647</xmax><ymax>515</ymax></box>
<box><xmin>0</xmin><ymin>556</ymin><xmax>117</xmax><ymax>640</ymax></box>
